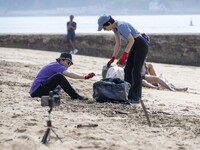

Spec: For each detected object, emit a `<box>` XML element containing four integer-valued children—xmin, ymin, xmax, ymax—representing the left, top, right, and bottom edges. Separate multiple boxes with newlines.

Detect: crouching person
<box><xmin>29</xmin><ymin>52</ymin><xmax>95</xmax><ymax>100</ymax></box>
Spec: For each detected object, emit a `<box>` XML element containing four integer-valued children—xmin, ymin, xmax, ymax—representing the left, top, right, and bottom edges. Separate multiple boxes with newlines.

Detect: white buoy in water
<box><xmin>190</xmin><ymin>18</ymin><xmax>193</xmax><ymax>26</ymax></box>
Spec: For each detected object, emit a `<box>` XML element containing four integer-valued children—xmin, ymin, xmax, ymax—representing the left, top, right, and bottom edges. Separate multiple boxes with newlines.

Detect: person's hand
<box><xmin>118</xmin><ymin>52</ymin><xmax>128</xmax><ymax>65</ymax></box>
<box><xmin>107</xmin><ymin>56</ymin><xmax>116</xmax><ymax>68</ymax></box>
<box><xmin>84</xmin><ymin>72</ymin><xmax>95</xmax><ymax>79</ymax></box>
<box><xmin>117</xmin><ymin>61</ymin><xmax>125</xmax><ymax>67</ymax></box>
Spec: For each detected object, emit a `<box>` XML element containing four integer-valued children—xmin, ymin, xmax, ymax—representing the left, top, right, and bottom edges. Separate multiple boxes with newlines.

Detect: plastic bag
<box><xmin>93</xmin><ymin>78</ymin><xmax>130</xmax><ymax>103</ymax></box>
<box><xmin>106</xmin><ymin>66</ymin><xmax>124</xmax><ymax>80</ymax></box>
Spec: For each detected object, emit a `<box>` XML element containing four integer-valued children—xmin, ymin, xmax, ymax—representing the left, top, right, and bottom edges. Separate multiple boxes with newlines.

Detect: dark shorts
<box><xmin>66</xmin><ymin>33</ymin><xmax>75</xmax><ymax>41</ymax></box>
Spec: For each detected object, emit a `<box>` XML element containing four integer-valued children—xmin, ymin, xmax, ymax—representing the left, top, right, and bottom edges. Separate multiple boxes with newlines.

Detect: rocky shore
<box><xmin>0</xmin><ymin>33</ymin><xmax>200</xmax><ymax>66</ymax></box>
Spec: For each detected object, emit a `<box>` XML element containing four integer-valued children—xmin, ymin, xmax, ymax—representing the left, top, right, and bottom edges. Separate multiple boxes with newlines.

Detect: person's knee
<box><xmin>148</xmin><ymin>63</ymin><xmax>153</xmax><ymax>68</ymax></box>
<box><xmin>55</xmin><ymin>73</ymin><xmax>64</xmax><ymax>78</ymax></box>
<box><xmin>52</xmin><ymin>73</ymin><xmax>65</xmax><ymax>82</ymax></box>
<box><xmin>148</xmin><ymin>64</ymin><xmax>155</xmax><ymax>72</ymax></box>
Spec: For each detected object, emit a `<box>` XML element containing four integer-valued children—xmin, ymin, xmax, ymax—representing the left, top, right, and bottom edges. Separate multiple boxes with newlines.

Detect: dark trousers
<box><xmin>124</xmin><ymin>36</ymin><xmax>148</xmax><ymax>100</ymax></box>
<box><xmin>31</xmin><ymin>73</ymin><xmax>79</xmax><ymax>99</ymax></box>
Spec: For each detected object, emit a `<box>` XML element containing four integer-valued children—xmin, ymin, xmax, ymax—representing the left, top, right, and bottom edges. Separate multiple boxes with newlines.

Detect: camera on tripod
<box><xmin>41</xmin><ymin>91</ymin><xmax>60</xmax><ymax>107</ymax></box>
<box><xmin>40</xmin><ymin>91</ymin><xmax>63</xmax><ymax>144</ymax></box>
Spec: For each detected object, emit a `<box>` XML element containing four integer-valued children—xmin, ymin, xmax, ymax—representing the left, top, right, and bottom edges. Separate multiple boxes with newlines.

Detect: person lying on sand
<box><xmin>29</xmin><ymin>52</ymin><xmax>95</xmax><ymax>100</ymax></box>
<box><xmin>102</xmin><ymin>62</ymin><xmax>187</xmax><ymax>92</ymax></box>
<box><xmin>141</xmin><ymin>61</ymin><xmax>188</xmax><ymax>91</ymax></box>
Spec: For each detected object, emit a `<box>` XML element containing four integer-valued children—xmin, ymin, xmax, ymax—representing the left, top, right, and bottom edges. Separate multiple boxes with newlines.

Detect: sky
<box><xmin>0</xmin><ymin>0</ymin><xmax>200</xmax><ymax>16</ymax></box>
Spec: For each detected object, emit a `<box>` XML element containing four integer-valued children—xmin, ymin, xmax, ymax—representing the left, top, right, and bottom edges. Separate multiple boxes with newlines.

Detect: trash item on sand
<box><xmin>77</xmin><ymin>124</ymin><xmax>98</xmax><ymax>128</ymax></box>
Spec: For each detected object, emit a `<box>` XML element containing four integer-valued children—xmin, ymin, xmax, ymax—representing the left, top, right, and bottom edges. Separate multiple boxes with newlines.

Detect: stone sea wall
<box><xmin>0</xmin><ymin>34</ymin><xmax>199</xmax><ymax>66</ymax></box>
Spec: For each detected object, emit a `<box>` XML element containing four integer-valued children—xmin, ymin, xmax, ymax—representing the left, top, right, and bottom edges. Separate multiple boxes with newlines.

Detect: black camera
<box><xmin>41</xmin><ymin>91</ymin><xmax>60</xmax><ymax>107</ymax></box>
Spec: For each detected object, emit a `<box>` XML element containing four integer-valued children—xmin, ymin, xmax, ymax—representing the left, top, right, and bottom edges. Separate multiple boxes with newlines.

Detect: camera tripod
<box><xmin>41</xmin><ymin>91</ymin><xmax>63</xmax><ymax>144</ymax></box>
<box><xmin>41</xmin><ymin>113</ymin><xmax>63</xmax><ymax>144</ymax></box>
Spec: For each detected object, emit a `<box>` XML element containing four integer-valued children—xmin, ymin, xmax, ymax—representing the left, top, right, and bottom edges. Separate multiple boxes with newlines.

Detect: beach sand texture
<box><xmin>0</xmin><ymin>47</ymin><xmax>200</xmax><ymax>150</ymax></box>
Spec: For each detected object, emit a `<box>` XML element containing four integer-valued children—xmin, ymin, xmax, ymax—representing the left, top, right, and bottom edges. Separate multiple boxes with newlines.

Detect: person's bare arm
<box><xmin>63</xmin><ymin>70</ymin><xmax>95</xmax><ymax>80</ymax></box>
<box><xmin>117</xmin><ymin>33</ymin><xmax>135</xmax><ymax>65</ymax></box>
<box><xmin>112</xmin><ymin>33</ymin><xmax>121</xmax><ymax>57</ymax></box>
<box><xmin>70</xmin><ymin>25</ymin><xmax>77</xmax><ymax>30</ymax></box>
<box><xmin>63</xmin><ymin>70</ymin><xmax>84</xmax><ymax>79</ymax></box>
<box><xmin>124</xmin><ymin>34</ymin><xmax>135</xmax><ymax>53</ymax></box>
<box><xmin>146</xmin><ymin>63</ymin><xmax>157</xmax><ymax>76</ymax></box>
<box><xmin>67</xmin><ymin>23</ymin><xmax>77</xmax><ymax>30</ymax></box>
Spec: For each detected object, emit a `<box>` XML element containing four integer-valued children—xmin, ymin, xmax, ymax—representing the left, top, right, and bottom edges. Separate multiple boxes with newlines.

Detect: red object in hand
<box><xmin>107</xmin><ymin>56</ymin><xmax>116</xmax><ymax>67</ymax></box>
<box><xmin>84</xmin><ymin>72</ymin><xmax>95</xmax><ymax>79</ymax></box>
<box><xmin>119</xmin><ymin>52</ymin><xmax>128</xmax><ymax>65</ymax></box>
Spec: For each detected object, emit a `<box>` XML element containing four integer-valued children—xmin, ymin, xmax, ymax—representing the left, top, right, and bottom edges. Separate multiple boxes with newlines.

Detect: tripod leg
<box><xmin>51</xmin><ymin>128</ymin><xmax>63</xmax><ymax>143</ymax></box>
<box><xmin>41</xmin><ymin>128</ymin><xmax>50</xmax><ymax>144</ymax></box>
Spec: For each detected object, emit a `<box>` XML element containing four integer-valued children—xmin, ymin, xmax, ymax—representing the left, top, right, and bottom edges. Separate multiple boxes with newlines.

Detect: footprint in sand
<box><xmin>17</xmin><ymin>135</ymin><xmax>30</xmax><ymax>140</ymax></box>
<box><xmin>15</xmin><ymin>128</ymin><xmax>27</xmax><ymax>133</ymax></box>
<box><xmin>11</xmin><ymin>114</ymin><xmax>21</xmax><ymax>118</ymax></box>
<box><xmin>24</xmin><ymin>122</ymin><xmax>37</xmax><ymax>126</ymax></box>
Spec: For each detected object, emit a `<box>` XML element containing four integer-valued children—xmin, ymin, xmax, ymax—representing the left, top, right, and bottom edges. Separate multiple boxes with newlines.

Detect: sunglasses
<box><xmin>103</xmin><ymin>22</ymin><xmax>110</xmax><ymax>29</ymax></box>
<box><xmin>103</xmin><ymin>21</ymin><xmax>110</xmax><ymax>27</ymax></box>
<box><xmin>67</xmin><ymin>61</ymin><xmax>72</xmax><ymax>65</ymax></box>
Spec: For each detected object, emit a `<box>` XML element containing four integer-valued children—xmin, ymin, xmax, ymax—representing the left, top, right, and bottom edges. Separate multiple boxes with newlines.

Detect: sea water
<box><xmin>0</xmin><ymin>15</ymin><xmax>199</xmax><ymax>34</ymax></box>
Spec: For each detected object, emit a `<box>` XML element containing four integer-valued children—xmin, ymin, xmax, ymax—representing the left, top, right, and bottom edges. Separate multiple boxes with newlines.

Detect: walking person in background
<box><xmin>97</xmin><ymin>15</ymin><xmax>149</xmax><ymax>104</ymax></box>
<box><xmin>29</xmin><ymin>52</ymin><xmax>95</xmax><ymax>100</ymax></box>
<box><xmin>66</xmin><ymin>15</ymin><xmax>78</xmax><ymax>54</ymax></box>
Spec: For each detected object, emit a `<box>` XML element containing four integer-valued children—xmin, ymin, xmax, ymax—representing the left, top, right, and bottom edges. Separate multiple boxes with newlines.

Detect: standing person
<box><xmin>97</xmin><ymin>15</ymin><xmax>148</xmax><ymax>104</ymax></box>
<box><xmin>66</xmin><ymin>15</ymin><xmax>78</xmax><ymax>54</ymax></box>
<box><xmin>29</xmin><ymin>52</ymin><xmax>95</xmax><ymax>100</ymax></box>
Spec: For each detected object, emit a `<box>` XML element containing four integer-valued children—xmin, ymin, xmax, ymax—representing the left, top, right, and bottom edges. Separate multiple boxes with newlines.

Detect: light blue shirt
<box><xmin>113</xmin><ymin>21</ymin><xmax>140</xmax><ymax>42</ymax></box>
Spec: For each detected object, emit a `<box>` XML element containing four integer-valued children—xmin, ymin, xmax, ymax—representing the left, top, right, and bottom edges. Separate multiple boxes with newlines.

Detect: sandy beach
<box><xmin>0</xmin><ymin>47</ymin><xmax>200</xmax><ymax>150</ymax></box>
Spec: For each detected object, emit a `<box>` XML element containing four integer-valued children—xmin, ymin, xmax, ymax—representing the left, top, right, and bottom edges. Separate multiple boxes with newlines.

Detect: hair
<box><xmin>56</xmin><ymin>59</ymin><xmax>61</xmax><ymax>62</ymax></box>
<box><xmin>103</xmin><ymin>16</ymin><xmax>115</xmax><ymax>26</ymax></box>
<box><xmin>70</xmin><ymin>15</ymin><xmax>74</xmax><ymax>19</ymax></box>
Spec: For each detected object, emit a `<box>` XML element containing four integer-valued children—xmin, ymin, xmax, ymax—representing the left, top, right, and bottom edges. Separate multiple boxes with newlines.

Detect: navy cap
<box><xmin>56</xmin><ymin>52</ymin><xmax>73</xmax><ymax>64</ymax></box>
<box><xmin>97</xmin><ymin>15</ymin><xmax>111</xmax><ymax>31</ymax></box>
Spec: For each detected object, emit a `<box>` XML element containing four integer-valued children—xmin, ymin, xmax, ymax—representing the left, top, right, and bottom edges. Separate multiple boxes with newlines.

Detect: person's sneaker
<box><xmin>128</xmin><ymin>99</ymin><xmax>140</xmax><ymax>104</ymax></box>
<box><xmin>72</xmin><ymin>95</ymin><xmax>88</xmax><ymax>101</ymax></box>
<box><xmin>73</xmin><ymin>49</ymin><xmax>78</xmax><ymax>54</ymax></box>
<box><xmin>53</xmin><ymin>85</ymin><xmax>61</xmax><ymax>95</ymax></box>
<box><xmin>69</xmin><ymin>49</ymin><xmax>78</xmax><ymax>55</ymax></box>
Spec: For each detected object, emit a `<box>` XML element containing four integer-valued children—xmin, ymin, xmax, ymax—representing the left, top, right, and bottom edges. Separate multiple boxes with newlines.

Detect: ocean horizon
<box><xmin>0</xmin><ymin>14</ymin><xmax>199</xmax><ymax>34</ymax></box>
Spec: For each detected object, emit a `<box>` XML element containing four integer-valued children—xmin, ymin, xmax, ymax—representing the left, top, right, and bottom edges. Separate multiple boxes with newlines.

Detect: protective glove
<box><xmin>84</xmin><ymin>72</ymin><xmax>95</xmax><ymax>79</ymax></box>
<box><xmin>118</xmin><ymin>52</ymin><xmax>128</xmax><ymax>65</ymax></box>
<box><xmin>107</xmin><ymin>56</ymin><xmax>116</xmax><ymax>68</ymax></box>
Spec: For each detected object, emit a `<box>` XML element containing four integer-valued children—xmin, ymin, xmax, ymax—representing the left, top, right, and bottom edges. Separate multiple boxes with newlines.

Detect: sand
<box><xmin>0</xmin><ymin>47</ymin><xmax>200</xmax><ymax>150</ymax></box>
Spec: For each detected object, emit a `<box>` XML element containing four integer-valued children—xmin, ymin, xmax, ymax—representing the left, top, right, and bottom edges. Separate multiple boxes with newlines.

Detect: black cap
<box><xmin>56</xmin><ymin>52</ymin><xmax>73</xmax><ymax>64</ymax></box>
